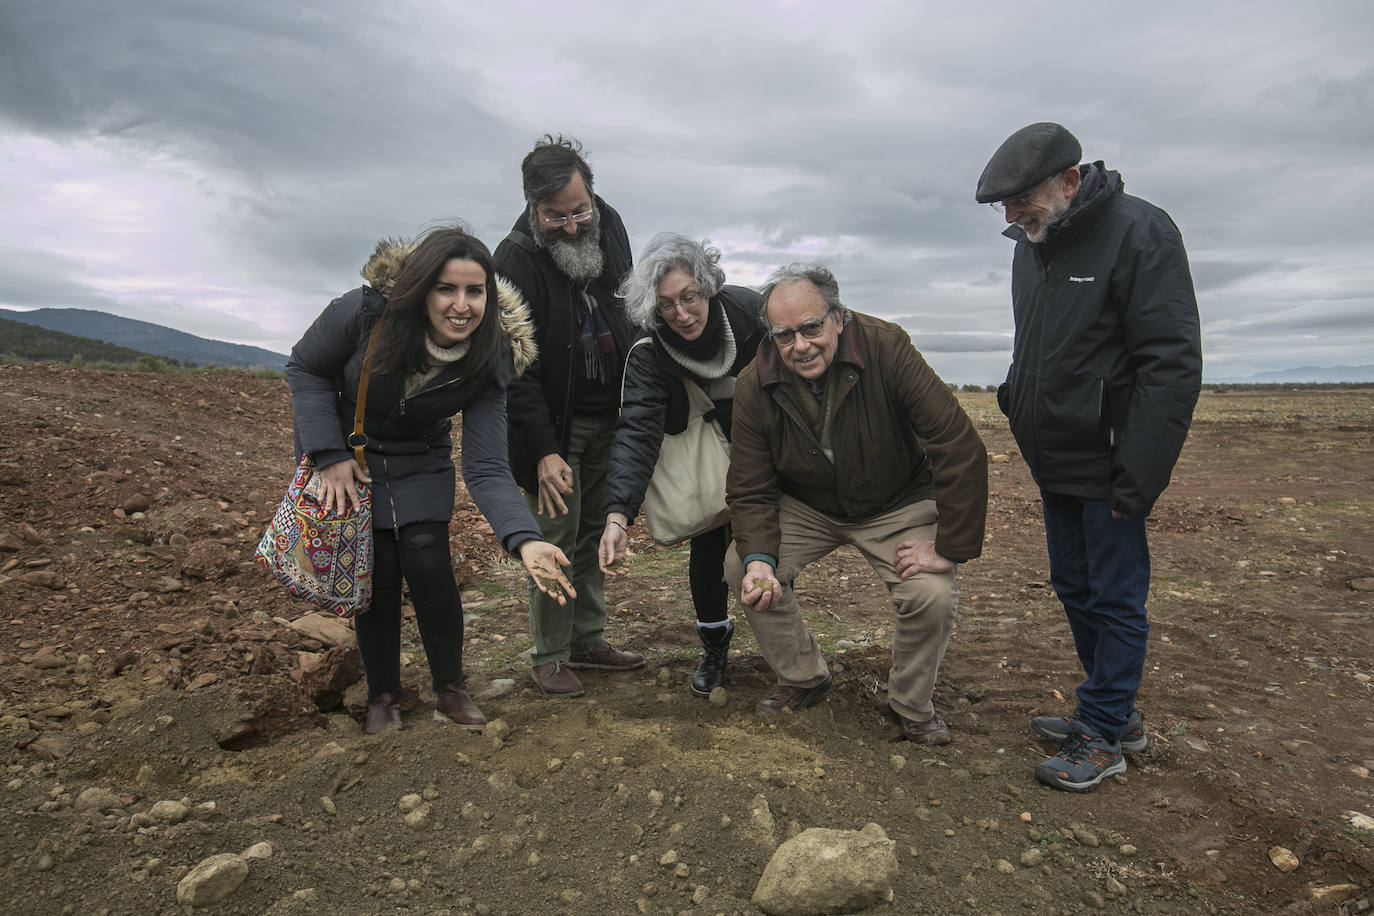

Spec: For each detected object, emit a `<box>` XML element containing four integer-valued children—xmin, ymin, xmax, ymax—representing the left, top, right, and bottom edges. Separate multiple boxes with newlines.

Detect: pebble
<box><xmin>483</xmin><ymin>719</ymin><xmax>512</xmax><ymax>740</ymax></box>
<box><xmin>1020</xmin><ymin>848</ymin><xmax>1043</xmax><ymax>867</ymax></box>
<box><xmin>1119</xmin><ymin>844</ymin><xmax>1137</xmax><ymax>856</ymax></box>
<box><xmin>995</xmin><ymin>859</ymin><xmax>1015</xmax><ymax>875</ymax></box>
<box><xmin>1086</xmin><ymin>890</ymin><xmax>1105</xmax><ymax>909</ymax></box>
<box><xmin>889</xmin><ymin>754</ymin><xmax>907</xmax><ymax>773</ymax></box>
<box><xmin>1106</xmin><ymin>876</ymin><xmax>1127</xmax><ymax>895</ymax></box>
<box><xmin>647</xmin><ymin>789</ymin><xmax>664</xmax><ymax>807</ymax></box>
<box><xmin>1269</xmin><ymin>845</ymin><xmax>1300</xmax><ymax>872</ymax></box>
<box><xmin>176</xmin><ymin>853</ymin><xmax>249</xmax><ymax>906</ymax></box>
<box><xmin>398</xmin><ymin>794</ymin><xmax>423</xmax><ymax>814</ymax></box>
<box><xmin>242</xmin><ymin>842</ymin><xmax>274</xmax><ymax>860</ymax></box>
<box><xmin>320</xmin><ymin>796</ymin><xmax>337</xmax><ymax>815</ymax></box>
<box><xmin>477</xmin><ymin>679</ymin><xmax>516</xmax><ymax>699</ymax></box>
<box><xmin>1072</xmin><ymin>825</ymin><xmax>1100</xmax><ymax>847</ymax></box>
<box><xmin>708</xmin><ymin>687</ymin><xmax>728</xmax><ymax>707</ymax></box>
<box><xmin>149</xmin><ymin>800</ymin><xmax>188</xmax><ymax>824</ymax></box>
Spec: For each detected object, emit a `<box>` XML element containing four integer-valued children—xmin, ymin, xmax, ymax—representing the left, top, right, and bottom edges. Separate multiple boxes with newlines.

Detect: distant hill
<box><xmin>1214</xmin><ymin>364</ymin><xmax>1374</xmax><ymax>384</ymax></box>
<box><xmin>0</xmin><ymin>314</ymin><xmax>172</xmax><ymax>365</ymax></box>
<box><xmin>0</xmin><ymin>308</ymin><xmax>287</xmax><ymax>370</ymax></box>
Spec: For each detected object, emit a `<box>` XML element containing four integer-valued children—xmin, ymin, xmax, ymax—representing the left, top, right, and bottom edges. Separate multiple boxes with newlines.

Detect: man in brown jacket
<box><xmin>726</xmin><ymin>264</ymin><xmax>988</xmax><ymax>743</ymax></box>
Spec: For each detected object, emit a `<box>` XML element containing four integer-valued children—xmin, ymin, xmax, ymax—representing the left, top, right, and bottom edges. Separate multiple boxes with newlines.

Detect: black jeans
<box><xmin>354</xmin><ymin>520</ymin><xmax>464</xmax><ymax>700</ymax></box>
<box><xmin>688</xmin><ymin>524</ymin><xmax>729</xmax><ymax>624</ymax></box>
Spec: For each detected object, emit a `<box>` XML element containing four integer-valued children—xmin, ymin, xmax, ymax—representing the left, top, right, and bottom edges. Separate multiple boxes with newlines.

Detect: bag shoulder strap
<box><xmin>617</xmin><ymin>336</ymin><xmax>655</xmax><ymax>413</ymax></box>
<box><xmin>349</xmin><ymin>324</ymin><xmax>384</xmax><ymax>473</ymax></box>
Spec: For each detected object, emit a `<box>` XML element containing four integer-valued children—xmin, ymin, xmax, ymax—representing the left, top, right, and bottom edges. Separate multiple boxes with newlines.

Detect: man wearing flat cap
<box><xmin>976</xmin><ymin>122</ymin><xmax>1201</xmax><ymax>792</ymax></box>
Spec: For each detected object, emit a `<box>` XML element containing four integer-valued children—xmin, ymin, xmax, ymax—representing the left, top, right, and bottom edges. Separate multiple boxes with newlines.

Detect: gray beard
<box><xmin>528</xmin><ymin>210</ymin><xmax>605</xmax><ymax>282</ymax></box>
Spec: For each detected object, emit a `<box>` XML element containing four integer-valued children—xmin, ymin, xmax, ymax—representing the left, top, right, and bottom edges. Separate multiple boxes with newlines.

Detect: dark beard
<box><xmin>528</xmin><ymin>209</ymin><xmax>605</xmax><ymax>282</ymax></box>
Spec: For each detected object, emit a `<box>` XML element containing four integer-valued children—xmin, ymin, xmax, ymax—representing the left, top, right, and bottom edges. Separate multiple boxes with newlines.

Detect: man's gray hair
<box><xmin>618</xmin><ymin>233</ymin><xmax>727</xmax><ymax>328</ymax></box>
<box><xmin>757</xmin><ymin>263</ymin><xmax>846</xmax><ymax>325</ymax></box>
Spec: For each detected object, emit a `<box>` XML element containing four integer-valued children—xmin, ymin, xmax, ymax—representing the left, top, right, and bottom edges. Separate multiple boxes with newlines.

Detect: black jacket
<box><xmin>284</xmin><ymin>242</ymin><xmax>542</xmax><ymax>552</ymax></box>
<box><xmin>493</xmin><ymin>196</ymin><xmax>637</xmax><ymax>491</ymax></box>
<box><xmin>604</xmin><ymin>286</ymin><xmax>764</xmax><ymax>521</ymax></box>
<box><xmin>998</xmin><ymin>162</ymin><xmax>1201</xmax><ymax>518</ymax></box>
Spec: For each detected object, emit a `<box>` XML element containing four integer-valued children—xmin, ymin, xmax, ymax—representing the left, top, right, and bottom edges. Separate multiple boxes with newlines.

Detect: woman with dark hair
<box><xmin>598</xmin><ymin>233</ymin><xmax>764</xmax><ymax>696</ymax></box>
<box><xmin>287</xmin><ymin>225</ymin><xmax>574</xmax><ymax>735</ymax></box>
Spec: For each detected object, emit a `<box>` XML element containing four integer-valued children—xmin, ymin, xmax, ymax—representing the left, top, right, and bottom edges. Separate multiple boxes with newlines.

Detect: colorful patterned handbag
<box><xmin>254</xmin><ymin>327</ymin><xmax>380</xmax><ymax>617</ymax></box>
<box><xmin>254</xmin><ymin>455</ymin><xmax>373</xmax><ymax>616</ymax></box>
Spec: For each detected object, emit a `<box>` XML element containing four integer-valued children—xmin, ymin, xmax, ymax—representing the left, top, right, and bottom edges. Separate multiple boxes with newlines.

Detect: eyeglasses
<box><xmin>655</xmin><ymin>288</ymin><xmax>704</xmax><ymax>316</ymax></box>
<box><xmin>989</xmin><ymin>191</ymin><xmax>1039</xmax><ymax>213</ymax></box>
<box><xmin>767</xmin><ymin>311</ymin><xmax>834</xmax><ymax>347</ymax></box>
<box><xmin>539</xmin><ymin>206</ymin><xmax>594</xmax><ymax>229</ymax></box>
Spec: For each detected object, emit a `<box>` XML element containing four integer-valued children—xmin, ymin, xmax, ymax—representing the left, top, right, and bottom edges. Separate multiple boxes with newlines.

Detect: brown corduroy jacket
<box><xmin>727</xmin><ymin>311</ymin><xmax>988</xmax><ymax>565</ymax></box>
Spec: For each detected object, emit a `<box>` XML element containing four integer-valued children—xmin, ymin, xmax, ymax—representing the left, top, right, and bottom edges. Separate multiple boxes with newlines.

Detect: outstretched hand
<box><xmin>519</xmin><ymin>540</ymin><xmax>577</xmax><ymax>605</ymax></box>
<box><xmin>536</xmin><ymin>453</ymin><xmax>574</xmax><ymax>517</ymax></box>
<box><xmin>317</xmin><ymin>459</ymin><xmax>370</xmax><ymax>516</ymax></box>
<box><xmin>598</xmin><ymin>513</ymin><xmax>630</xmax><ymax>574</ymax></box>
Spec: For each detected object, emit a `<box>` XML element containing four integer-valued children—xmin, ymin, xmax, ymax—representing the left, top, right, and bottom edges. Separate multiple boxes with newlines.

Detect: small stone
<box><xmin>1072</xmin><ymin>825</ymin><xmax>1100</xmax><ymax>847</ymax></box>
<box><xmin>1106</xmin><ymin>875</ymin><xmax>1127</xmax><ymax>895</ymax></box>
<box><xmin>75</xmin><ymin>788</ymin><xmax>121</xmax><ymax>813</ymax></box>
<box><xmin>477</xmin><ymin>678</ymin><xmax>517</xmax><ymax>700</ymax></box>
<box><xmin>1268</xmin><ymin>846</ymin><xmax>1299</xmax><ymax>872</ymax></box>
<box><xmin>320</xmin><ymin>796</ymin><xmax>337</xmax><ymax>815</ymax></box>
<box><xmin>176</xmin><ymin>853</ymin><xmax>249</xmax><ymax>906</ymax></box>
<box><xmin>1348</xmin><ymin>577</ymin><xmax>1374</xmax><ymax>592</ymax></box>
<box><xmin>398</xmin><ymin>794</ymin><xmax>423</xmax><ymax>814</ymax></box>
<box><xmin>1086</xmin><ymin>890</ymin><xmax>1105</xmax><ymax>909</ymax></box>
<box><xmin>889</xmin><ymin>754</ymin><xmax>907</xmax><ymax>773</ymax></box>
<box><xmin>1020</xmin><ymin>848</ymin><xmax>1043</xmax><ymax>867</ymax></box>
<box><xmin>149</xmin><ymin>800</ymin><xmax>189</xmax><ymax>824</ymax></box>
<box><xmin>708</xmin><ymin>686</ymin><xmax>727</xmax><ymax>707</ymax></box>
<box><xmin>996</xmin><ymin>859</ymin><xmax>1015</xmax><ymax>874</ymax></box>
<box><xmin>241</xmin><ymin>842</ymin><xmax>274</xmax><ymax>860</ymax></box>
<box><xmin>1019</xmin><ymin>811</ymin><xmax>1032</xmax><ymax>823</ymax></box>
<box><xmin>648</xmin><ymin>789</ymin><xmax>664</xmax><ymax>807</ymax></box>
<box><xmin>403</xmin><ymin>803</ymin><xmax>431</xmax><ymax>829</ymax></box>
<box><xmin>1309</xmin><ymin>884</ymin><xmax>1360</xmax><ymax>905</ymax></box>
<box><xmin>658</xmin><ymin>850</ymin><xmax>678</xmax><ymax>866</ymax></box>
<box><xmin>1119</xmin><ymin>844</ymin><xmax>1137</xmax><ymax>856</ymax></box>
<box><xmin>483</xmin><ymin>718</ymin><xmax>512</xmax><ymax>740</ymax></box>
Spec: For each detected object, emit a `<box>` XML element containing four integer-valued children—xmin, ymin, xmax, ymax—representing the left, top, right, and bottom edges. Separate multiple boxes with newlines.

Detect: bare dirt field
<box><xmin>0</xmin><ymin>362</ymin><xmax>1371</xmax><ymax>915</ymax></box>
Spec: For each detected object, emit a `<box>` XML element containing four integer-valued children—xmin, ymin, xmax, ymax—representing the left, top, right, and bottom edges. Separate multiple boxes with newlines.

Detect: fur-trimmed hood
<box><xmin>359</xmin><ymin>237</ymin><xmax>538</xmax><ymax>377</ymax></box>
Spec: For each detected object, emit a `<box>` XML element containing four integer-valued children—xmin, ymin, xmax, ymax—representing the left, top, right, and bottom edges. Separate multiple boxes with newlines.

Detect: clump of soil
<box><xmin>0</xmin><ymin>364</ymin><xmax>1371</xmax><ymax>914</ymax></box>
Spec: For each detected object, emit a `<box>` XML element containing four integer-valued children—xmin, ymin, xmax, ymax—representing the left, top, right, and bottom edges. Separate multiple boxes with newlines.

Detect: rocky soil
<box><xmin>0</xmin><ymin>363</ymin><xmax>1371</xmax><ymax>915</ymax></box>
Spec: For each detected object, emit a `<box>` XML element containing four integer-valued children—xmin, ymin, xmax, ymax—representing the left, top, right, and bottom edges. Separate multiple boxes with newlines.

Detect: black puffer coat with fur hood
<box><xmin>285</xmin><ymin>239</ymin><xmax>542</xmax><ymax>554</ymax></box>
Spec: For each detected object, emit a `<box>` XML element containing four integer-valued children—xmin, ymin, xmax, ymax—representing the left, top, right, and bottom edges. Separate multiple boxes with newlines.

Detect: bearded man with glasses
<box><xmin>725</xmin><ymin>264</ymin><xmax>988</xmax><ymax>742</ymax></box>
<box><xmin>976</xmin><ymin>122</ymin><xmax>1201</xmax><ymax>792</ymax></box>
<box><xmin>495</xmin><ymin>134</ymin><xmax>644</xmax><ymax>698</ymax></box>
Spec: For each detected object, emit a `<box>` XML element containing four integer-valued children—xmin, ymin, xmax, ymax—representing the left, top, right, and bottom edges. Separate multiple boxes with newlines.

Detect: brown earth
<box><xmin>0</xmin><ymin>362</ymin><xmax>1371</xmax><ymax>915</ymax></box>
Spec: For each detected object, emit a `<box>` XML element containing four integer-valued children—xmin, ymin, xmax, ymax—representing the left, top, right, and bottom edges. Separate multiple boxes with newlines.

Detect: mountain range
<box><xmin>0</xmin><ymin>308</ymin><xmax>287</xmax><ymax>370</ymax></box>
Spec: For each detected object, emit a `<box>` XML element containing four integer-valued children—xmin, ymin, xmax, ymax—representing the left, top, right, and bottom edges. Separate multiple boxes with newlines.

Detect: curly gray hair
<box><xmin>618</xmin><ymin>233</ymin><xmax>727</xmax><ymax>328</ymax></box>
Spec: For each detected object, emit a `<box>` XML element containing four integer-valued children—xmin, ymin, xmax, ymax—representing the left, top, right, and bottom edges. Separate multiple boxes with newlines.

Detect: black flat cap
<box><xmin>975</xmin><ymin>122</ymin><xmax>1082</xmax><ymax>203</ymax></box>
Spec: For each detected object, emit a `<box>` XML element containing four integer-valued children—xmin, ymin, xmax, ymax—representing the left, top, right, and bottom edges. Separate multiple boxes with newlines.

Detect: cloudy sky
<box><xmin>1</xmin><ymin>1</ymin><xmax>1370</xmax><ymax>383</ymax></box>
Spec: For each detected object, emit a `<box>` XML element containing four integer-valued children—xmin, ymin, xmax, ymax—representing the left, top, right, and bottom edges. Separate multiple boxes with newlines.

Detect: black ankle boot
<box><xmin>691</xmin><ymin>620</ymin><xmax>734</xmax><ymax>697</ymax></box>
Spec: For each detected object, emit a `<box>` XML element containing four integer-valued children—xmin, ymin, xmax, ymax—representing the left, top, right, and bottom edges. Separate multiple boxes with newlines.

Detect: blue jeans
<box><xmin>1040</xmin><ymin>489</ymin><xmax>1150</xmax><ymax>742</ymax></box>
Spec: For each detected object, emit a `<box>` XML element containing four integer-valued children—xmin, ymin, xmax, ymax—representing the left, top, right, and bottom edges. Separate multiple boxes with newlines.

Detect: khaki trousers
<box><xmin>725</xmin><ymin>496</ymin><xmax>958</xmax><ymax>722</ymax></box>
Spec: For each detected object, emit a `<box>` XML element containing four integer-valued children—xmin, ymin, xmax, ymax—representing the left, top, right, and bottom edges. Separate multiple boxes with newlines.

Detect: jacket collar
<box><xmin>756</xmin><ymin>312</ymin><xmax>866</xmax><ymax>388</ymax></box>
<box><xmin>1002</xmin><ymin>161</ymin><xmax>1121</xmax><ymax>247</ymax></box>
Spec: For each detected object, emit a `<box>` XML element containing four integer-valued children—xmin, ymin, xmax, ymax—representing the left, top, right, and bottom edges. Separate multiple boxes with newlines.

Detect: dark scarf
<box><xmin>577</xmin><ymin>288</ymin><xmax>618</xmax><ymax>385</ymax></box>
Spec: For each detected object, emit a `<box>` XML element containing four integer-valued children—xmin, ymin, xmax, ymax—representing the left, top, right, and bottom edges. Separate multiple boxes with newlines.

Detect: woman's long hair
<box><xmin>371</xmin><ymin>225</ymin><xmax>502</xmax><ymax>387</ymax></box>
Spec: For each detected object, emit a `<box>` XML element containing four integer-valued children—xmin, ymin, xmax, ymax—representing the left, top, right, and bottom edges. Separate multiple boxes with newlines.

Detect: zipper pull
<box><xmin>399</xmin><ymin>397</ymin><xmax>406</xmax><ymax>416</ymax></box>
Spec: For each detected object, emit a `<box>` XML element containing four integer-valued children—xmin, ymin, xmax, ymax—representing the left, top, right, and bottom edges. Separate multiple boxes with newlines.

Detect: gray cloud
<box><xmin>0</xmin><ymin>0</ymin><xmax>1370</xmax><ymax>382</ymax></box>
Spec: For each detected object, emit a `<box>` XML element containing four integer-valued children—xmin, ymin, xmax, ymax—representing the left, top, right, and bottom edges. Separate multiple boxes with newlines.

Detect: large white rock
<box><xmin>176</xmin><ymin>853</ymin><xmax>249</xmax><ymax>906</ymax></box>
<box><xmin>288</xmin><ymin>613</ymin><xmax>354</xmax><ymax>648</ymax></box>
<box><xmin>752</xmin><ymin>823</ymin><xmax>897</xmax><ymax>916</ymax></box>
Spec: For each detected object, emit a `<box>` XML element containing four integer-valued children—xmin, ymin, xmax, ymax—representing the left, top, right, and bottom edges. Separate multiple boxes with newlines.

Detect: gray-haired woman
<box><xmin>598</xmin><ymin>233</ymin><xmax>764</xmax><ymax>695</ymax></box>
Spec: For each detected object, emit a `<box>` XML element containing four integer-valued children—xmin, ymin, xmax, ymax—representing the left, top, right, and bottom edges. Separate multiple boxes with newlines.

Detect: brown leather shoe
<box><xmin>363</xmin><ymin>693</ymin><xmax>402</xmax><ymax>735</ymax></box>
<box><xmin>532</xmin><ymin>661</ymin><xmax>586</xmax><ymax>697</ymax></box>
<box><xmin>433</xmin><ymin>684</ymin><xmax>486</xmax><ymax>729</ymax></box>
<box><xmin>755</xmin><ymin>673</ymin><xmax>833</xmax><ymax>718</ymax></box>
<box><xmin>892</xmin><ymin>709</ymin><xmax>951</xmax><ymax>746</ymax></box>
<box><xmin>566</xmin><ymin>644</ymin><xmax>646</xmax><ymax>671</ymax></box>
